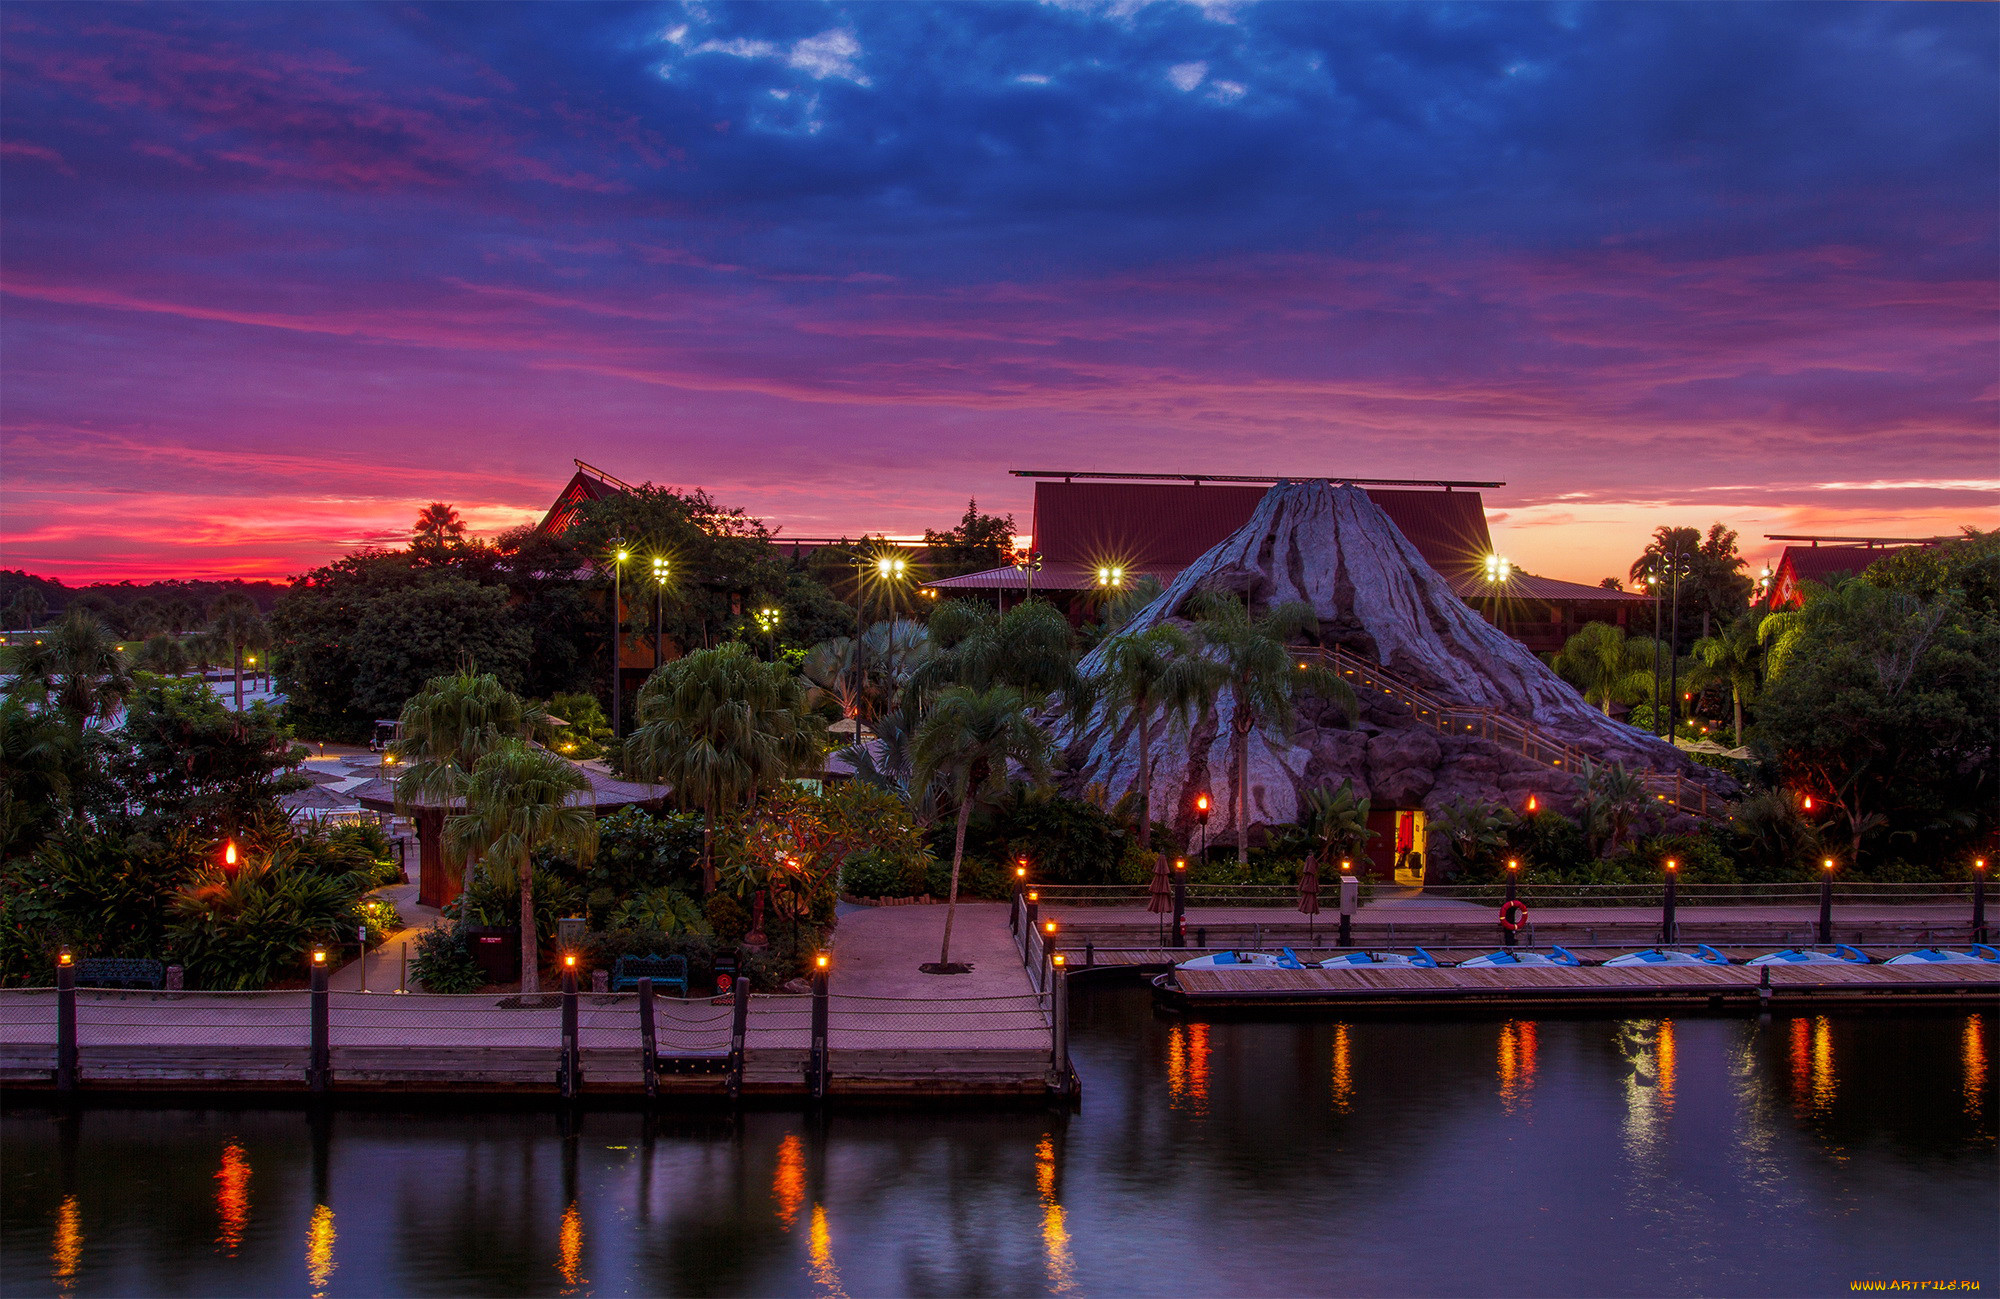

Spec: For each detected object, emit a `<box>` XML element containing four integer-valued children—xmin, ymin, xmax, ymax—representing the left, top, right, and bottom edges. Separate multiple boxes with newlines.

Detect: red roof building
<box><xmin>1763</xmin><ymin>534</ymin><xmax>1945</xmax><ymax>609</ymax></box>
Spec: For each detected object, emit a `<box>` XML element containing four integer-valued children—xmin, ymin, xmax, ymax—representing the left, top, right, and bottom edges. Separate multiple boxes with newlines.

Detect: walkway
<box><xmin>328</xmin><ymin>882</ymin><xmax>438</xmax><ymax>994</ymax></box>
<box><xmin>830</xmin><ymin>901</ymin><xmax>1039</xmax><ymax>999</ymax></box>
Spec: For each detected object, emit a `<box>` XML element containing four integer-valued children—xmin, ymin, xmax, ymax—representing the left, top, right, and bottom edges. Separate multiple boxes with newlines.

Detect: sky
<box><xmin>2</xmin><ymin>1</ymin><xmax>1995</xmax><ymax>586</ymax></box>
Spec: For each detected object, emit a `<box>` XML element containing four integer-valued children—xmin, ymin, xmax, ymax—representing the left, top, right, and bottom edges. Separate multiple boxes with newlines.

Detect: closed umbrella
<box><xmin>1147</xmin><ymin>853</ymin><xmax>1173</xmax><ymax>943</ymax></box>
<box><xmin>1297</xmin><ymin>852</ymin><xmax>1322</xmax><ymax>941</ymax></box>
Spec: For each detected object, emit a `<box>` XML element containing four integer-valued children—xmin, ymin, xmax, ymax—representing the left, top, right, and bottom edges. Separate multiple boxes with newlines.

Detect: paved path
<box><xmin>830</xmin><ymin>901</ymin><xmax>1040</xmax><ymax>1001</ymax></box>
<box><xmin>328</xmin><ymin>882</ymin><xmax>438</xmax><ymax>993</ymax></box>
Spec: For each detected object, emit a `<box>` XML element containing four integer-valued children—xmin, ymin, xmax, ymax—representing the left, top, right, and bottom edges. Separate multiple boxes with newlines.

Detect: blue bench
<box><xmin>74</xmin><ymin>958</ymin><xmax>165</xmax><ymax>990</ymax></box>
<box><xmin>610</xmin><ymin>954</ymin><xmax>689</xmax><ymax>996</ymax></box>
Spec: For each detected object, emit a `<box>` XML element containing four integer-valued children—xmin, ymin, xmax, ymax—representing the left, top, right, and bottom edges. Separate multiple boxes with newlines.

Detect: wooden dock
<box><xmin>1154</xmin><ymin>960</ymin><xmax>2000</xmax><ymax>1011</ymax></box>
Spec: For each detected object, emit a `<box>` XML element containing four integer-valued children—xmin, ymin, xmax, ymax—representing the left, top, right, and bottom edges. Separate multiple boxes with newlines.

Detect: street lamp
<box><xmin>1096</xmin><ymin>565</ymin><xmax>1124</xmax><ymax>590</ymax></box>
<box><xmin>1193</xmin><ymin>791</ymin><xmax>1212</xmax><ymax>862</ymax></box>
<box><xmin>1014</xmin><ymin>549</ymin><xmax>1043</xmax><ymax>604</ymax></box>
<box><xmin>650</xmin><ymin>556</ymin><xmax>670</xmax><ymax>669</ymax></box>
<box><xmin>608</xmin><ymin>539</ymin><xmax>627</xmax><ymax>737</ymax></box>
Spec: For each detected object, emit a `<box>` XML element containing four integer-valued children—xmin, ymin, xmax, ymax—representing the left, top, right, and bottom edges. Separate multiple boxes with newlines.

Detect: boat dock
<box><xmin>1153</xmin><ymin>959</ymin><xmax>2000</xmax><ymax>1011</ymax></box>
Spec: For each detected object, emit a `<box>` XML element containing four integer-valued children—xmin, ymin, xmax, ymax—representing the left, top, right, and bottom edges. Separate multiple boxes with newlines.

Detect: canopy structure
<box><xmin>351</xmin><ymin>764</ymin><xmax>671</xmax><ymax>909</ymax></box>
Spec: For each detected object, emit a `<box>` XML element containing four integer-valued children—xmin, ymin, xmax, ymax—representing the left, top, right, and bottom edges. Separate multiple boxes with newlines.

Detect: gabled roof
<box><xmin>538</xmin><ymin>460</ymin><xmax>636</xmax><ymax>535</ymax></box>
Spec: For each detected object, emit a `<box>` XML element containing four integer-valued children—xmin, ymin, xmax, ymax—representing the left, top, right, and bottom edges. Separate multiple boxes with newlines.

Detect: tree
<box><xmin>208</xmin><ymin>594</ymin><xmax>264</xmax><ymax>712</ymax></box>
<box><xmin>905</xmin><ymin>598</ymin><xmax>1090</xmax><ymax>717</ymax></box>
<box><xmin>117</xmin><ymin>677</ymin><xmax>303</xmax><ymax>837</ymax></box>
<box><xmin>922</xmin><ymin>501</ymin><xmax>1017</xmax><ymax>579</ymax></box>
<box><xmin>1293</xmin><ymin>780</ymin><xmax>1376</xmax><ymax>864</ymax></box>
<box><xmin>9</xmin><ymin>587</ymin><xmax>48</xmax><ymax>631</ymax></box>
<box><xmin>1185</xmin><ymin>594</ymin><xmax>1356</xmax><ymax>863</ymax></box>
<box><xmin>444</xmin><ymin>740</ymin><xmax>597</xmax><ymax>999</ymax></box>
<box><xmin>393</xmin><ymin>672</ymin><xmax>551</xmax><ymax>897</ymax></box>
<box><xmin>349</xmin><ymin>580</ymin><xmax>532</xmax><ymax>723</ymax></box>
<box><xmin>8</xmin><ymin>609</ymin><xmax>131</xmax><ymax>732</ymax></box>
<box><xmin>1430</xmin><ymin>798</ymin><xmax>1515</xmax><ymax>876</ymax></box>
<box><xmin>1691</xmin><ymin>610</ymin><xmax>1764</xmax><ymax>746</ymax></box>
<box><xmin>0</xmin><ymin>697</ymin><xmax>82</xmax><ymax>856</ymax></box>
<box><xmin>1575</xmin><ymin>760</ymin><xmax>1648</xmax><ymax>857</ymax></box>
<box><xmin>1755</xmin><ymin>580</ymin><xmax>1997</xmax><ymax>868</ymax></box>
<box><xmin>543</xmin><ymin>693</ymin><xmax>612</xmax><ymax>760</ymax></box>
<box><xmin>133</xmin><ymin>634</ymin><xmax>191</xmax><ymax>679</ymax></box>
<box><xmin>1550</xmin><ymin>622</ymin><xmax>1657</xmax><ymax>715</ymax></box>
<box><xmin>412</xmin><ymin>502</ymin><xmax>468</xmax><ymax>555</ymax></box>
<box><xmin>1629</xmin><ymin>523</ymin><xmax>1752</xmax><ymax>646</ymax></box>
<box><xmin>912</xmin><ymin>685</ymin><xmax>1054</xmax><ymax>968</ymax></box>
<box><xmin>624</xmin><ymin>644</ymin><xmax>824</xmax><ymax>891</ymax></box>
<box><xmin>1091</xmin><ymin>624</ymin><xmax>1220</xmax><ymax>840</ymax></box>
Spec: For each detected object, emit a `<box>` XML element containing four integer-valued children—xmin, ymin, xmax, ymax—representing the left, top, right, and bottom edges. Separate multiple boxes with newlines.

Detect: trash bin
<box><xmin>464</xmin><ymin>926</ymin><xmax>521</xmax><ymax>982</ymax></box>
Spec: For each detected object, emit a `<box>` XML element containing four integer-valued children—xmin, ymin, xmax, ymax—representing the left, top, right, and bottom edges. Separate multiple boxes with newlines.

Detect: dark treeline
<box><xmin>0</xmin><ymin>570</ymin><xmax>284</xmax><ymax>635</ymax></box>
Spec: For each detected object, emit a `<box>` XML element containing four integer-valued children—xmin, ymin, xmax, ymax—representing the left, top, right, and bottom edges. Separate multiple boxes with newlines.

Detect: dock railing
<box><xmin>1032</xmin><ymin>880</ymin><xmax>1976</xmax><ymax>909</ymax></box>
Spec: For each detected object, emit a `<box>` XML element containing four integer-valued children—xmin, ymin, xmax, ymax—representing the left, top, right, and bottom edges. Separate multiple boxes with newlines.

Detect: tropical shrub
<box><xmin>452</xmin><ymin>866</ymin><xmax>583</xmax><ymax>940</ymax></box>
<box><xmin>166</xmin><ymin>849</ymin><xmax>365</xmax><ymax>989</ymax></box>
<box><xmin>703</xmin><ymin>893</ymin><xmax>750</xmax><ymax>943</ymax></box>
<box><xmin>841</xmin><ymin>848</ymin><xmax>924</xmax><ymax>898</ymax></box>
<box><xmin>410</xmin><ymin>922</ymin><xmax>486</xmax><ymax>993</ymax></box>
<box><xmin>608</xmin><ymin>885</ymin><xmax>710</xmax><ymax>935</ymax></box>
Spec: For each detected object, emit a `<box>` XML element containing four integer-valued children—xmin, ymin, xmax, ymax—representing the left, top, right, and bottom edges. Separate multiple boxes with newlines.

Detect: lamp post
<box><xmin>1667</xmin><ymin>548</ymin><xmax>1687</xmax><ymax>737</ymax></box>
<box><xmin>1012</xmin><ymin>859</ymin><xmax>1028</xmax><ymax>934</ymax></box>
<box><xmin>1972</xmin><ymin>858</ymin><xmax>1986</xmax><ymax>944</ymax></box>
<box><xmin>1193</xmin><ymin>792</ymin><xmax>1211</xmax><ymax>863</ymax></box>
<box><xmin>1662</xmin><ymin>858</ymin><xmax>1679</xmax><ymax>946</ymax></box>
<box><xmin>609</xmin><ymin>541</ymin><xmax>627</xmax><ymax>737</ymax></box>
<box><xmin>755</xmin><ymin>606</ymin><xmax>781</xmax><ymax>660</ymax></box>
<box><xmin>1483</xmin><ymin>553</ymin><xmax>1512</xmax><ymax>634</ymax></box>
<box><xmin>1504</xmin><ymin>858</ymin><xmax>1520</xmax><ymax>948</ymax></box>
<box><xmin>1015</xmin><ymin>549</ymin><xmax>1042</xmax><ymax>605</ymax></box>
<box><xmin>1818</xmin><ymin>857</ymin><xmax>1835</xmax><ymax>946</ymax></box>
<box><xmin>650</xmin><ymin>557</ymin><xmax>669</xmax><ymax>670</ymax></box>
<box><xmin>1172</xmin><ymin>857</ymin><xmax>1188</xmax><ymax>948</ymax></box>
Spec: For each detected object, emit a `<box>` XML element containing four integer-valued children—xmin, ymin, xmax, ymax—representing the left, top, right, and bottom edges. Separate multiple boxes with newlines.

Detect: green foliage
<box><xmin>543</xmin><ymin>806</ymin><xmax>704</xmax><ymax>914</ymax></box>
<box><xmin>1429</xmin><ymin>797</ymin><xmax>1516</xmax><ymax>877</ymax></box>
<box><xmin>133</xmin><ymin>635</ymin><xmax>191</xmax><ymax>678</ymax></box>
<box><xmin>1575</xmin><ymin>760</ymin><xmax>1650</xmax><ymax>857</ymax></box>
<box><xmin>167</xmin><ymin>848</ymin><xmax>366</xmax><ymax>990</ymax></box>
<box><xmin>1628</xmin><ymin>523</ymin><xmax>1753</xmax><ymax>648</ymax></box>
<box><xmin>410</xmin><ymin>922</ymin><xmax>486</xmax><ymax>993</ymax></box>
<box><xmin>703</xmin><ymin>893</ymin><xmax>750</xmax><ymax>943</ymax></box>
<box><xmin>7</xmin><ymin>609</ymin><xmax>132</xmax><ymax>729</ymax></box>
<box><xmin>115</xmin><ymin>676</ymin><xmax>304</xmax><ymax>836</ymax></box>
<box><xmin>1728</xmin><ymin>789</ymin><xmax>1824</xmax><ymax>883</ymax></box>
<box><xmin>607</xmin><ymin>885</ymin><xmax>710</xmax><ymax>935</ymax></box>
<box><xmin>1865</xmin><ymin>529</ymin><xmax>1999</xmax><ymax>615</ymax></box>
<box><xmin>1754</xmin><ymin>577</ymin><xmax>1997</xmax><ymax>867</ymax></box>
<box><xmin>921</xmin><ymin>500</ymin><xmax>1017</xmax><ymax>579</ymax></box>
<box><xmin>1280</xmin><ymin>780</ymin><xmax>1377</xmax><ymax>862</ymax></box>
<box><xmin>544</xmin><ymin>692</ymin><xmax>612</xmax><ymax>760</ymax></box>
<box><xmin>0</xmin><ymin>695</ymin><xmax>89</xmax><ymax>856</ymax></box>
<box><xmin>452</xmin><ymin>865</ymin><xmax>583</xmax><ymax>939</ymax></box>
<box><xmin>954</xmin><ymin>787</ymin><xmax>1132</xmax><ymax>887</ymax></box>
<box><xmin>1550</xmin><ymin>622</ymin><xmax>1658</xmax><ymax>714</ymax></box>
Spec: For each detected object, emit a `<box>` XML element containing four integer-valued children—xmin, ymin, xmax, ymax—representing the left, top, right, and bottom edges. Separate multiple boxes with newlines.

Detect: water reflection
<box><xmin>1965</xmin><ymin>1014</ymin><xmax>1988</xmax><ymax>1121</ymax></box>
<box><xmin>1497</xmin><ymin>1019</ymin><xmax>1538</xmax><ymax>1113</ymax></box>
<box><xmin>772</xmin><ymin>1133</ymin><xmax>806</xmax><ymax>1231</ymax></box>
<box><xmin>1166</xmin><ymin>1021</ymin><xmax>1211</xmax><ymax>1115</ymax></box>
<box><xmin>808</xmin><ymin>1203</ymin><xmax>846</xmax><ymax>1297</ymax></box>
<box><xmin>557</xmin><ymin>1200</ymin><xmax>585</xmax><ymax>1292</ymax></box>
<box><xmin>1036</xmin><ymin>1134</ymin><xmax>1075</xmax><ymax>1293</ymax></box>
<box><xmin>305</xmin><ymin>1204</ymin><xmax>336</xmax><ymax>1298</ymax></box>
<box><xmin>1657</xmin><ymin>1018</ymin><xmax>1677</xmax><ymax>1110</ymax></box>
<box><xmin>1619</xmin><ymin>1019</ymin><xmax>1672</xmax><ymax>1155</ymax></box>
<box><xmin>51</xmin><ymin>1194</ymin><xmax>81</xmax><ymax>1290</ymax></box>
<box><xmin>1330</xmin><ymin>1022</ymin><xmax>1353</xmax><ymax>1114</ymax></box>
<box><xmin>214</xmin><ymin>1142</ymin><xmax>250</xmax><ymax>1255</ymax></box>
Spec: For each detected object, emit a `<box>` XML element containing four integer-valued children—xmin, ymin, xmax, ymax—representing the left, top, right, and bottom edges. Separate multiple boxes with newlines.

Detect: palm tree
<box><xmin>904</xmin><ymin>599</ymin><xmax>1090</xmax><ymax>717</ymax></box>
<box><xmin>1550</xmin><ymin>622</ymin><xmax>1658</xmax><ymax>715</ymax></box>
<box><xmin>412</xmin><ymin>502</ymin><xmax>467</xmax><ymax>554</ymax></box>
<box><xmin>8</xmin><ymin>587</ymin><xmax>48</xmax><ymax>633</ymax></box>
<box><xmin>208</xmin><ymin>595</ymin><xmax>263</xmax><ymax>712</ymax></box>
<box><xmin>1576</xmin><ymin>760</ymin><xmax>1648</xmax><ymax>857</ymax></box>
<box><xmin>1296</xmin><ymin>780</ymin><xmax>1376</xmax><ymax>864</ymax></box>
<box><xmin>625</xmin><ymin>643</ymin><xmax>823</xmax><ymax>891</ymax></box>
<box><xmin>9</xmin><ymin>609</ymin><xmax>131</xmax><ymax>731</ymax></box>
<box><xmin>1185</xmin><ymin>593</ymin><xmax>1356</xmax><ymax>864</ymax></box>
<box><xmin>1692</xmin><ymin>610</ymin><xmax>1763</xmax><ymax>746</ymax></box>
<box><xmin>444</xmin><ymin>740</ymin><xmax>597</xmax><ymax>999</ymax></box>
<box><xmin>911</xmin><ymin>685</ymin><xmax>1054</xmax><ymax>968</ymax></box>
<box><xmin>134</xmin><ymin>634</ymin><xmax>192</xmax><ymax>679</ymax></box>
<box><xmin>1092</xmin><ymin>624</ymin><xmax>1220</xmax><ymax>842</ymax></box>
<box><xmin>1430</xmin><ymin>797</ymin><xmax>1515</xmax><ymax>875</ymax></box>
<box><xmin>393</xmin><ymin>672</ymin><xmax>552</xmax><ymax>897</ymax></box>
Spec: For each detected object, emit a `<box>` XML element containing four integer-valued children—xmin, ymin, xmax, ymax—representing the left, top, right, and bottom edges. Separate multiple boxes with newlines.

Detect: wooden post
<box><xmin>55</xmin><ymin>960</ymin><xmax>76</xmax><ymax>1092</ymax></box>
<box><xmin>807</xmin><ymin>967</ymin><xmax>830</xmax><ymax>1102</ymax></box>
<box><xmin>1759</xmin><ymin>963</ymin><xmax>1772</xmax><ymax>1012</ymax></box>
<box><xmin>559</xmin><ymin>966</ymin><xmax>580</xmax><ymax>1100</ymax></box>
<box><xmin>637</xmin><ymin>977</ymin><xmax>658</xmax><ymax>1101</ymax></box>
<box><xmin>1662</xmin><ymin>868</ymin><xmax>1679</xmax><ymax>946</ymax></box>
<box><xmin>1339</xmin><ymin>873</ymin><xmax>1358</xmax><ymax>949</ymax></box>
<box><xmin>1171</xmin><ymin>869</ymin><xmax>1187</xmax><ymax>948</ymax></box>
<box><xmin>1973</xmin><ymin>863</ymin><xmax>1988</xmax><ymax>944</ymax></box>
<box><xmin>726</xmin><ymin>976</ymin><xmax>750</xmax><ymax>1103</ymax></box>
<box><xmin>1049</xmin><ymin>963</ymin><xmax>1070</xmax><ymax>1097</ymax></box>
<box><xmin>1818</xmin><ymin>871</ymin><xmax>1834</xmax><ymax>947</ymax></box>
<box><xmin>309</xmin><ymin>961</ymin><xmax>330</xmax><ymax>1094</ymax></box>
<box><xmin>1503</xmin><ymin>863</ymin><xmax>1519</xmax><ymax>949</ymax></box>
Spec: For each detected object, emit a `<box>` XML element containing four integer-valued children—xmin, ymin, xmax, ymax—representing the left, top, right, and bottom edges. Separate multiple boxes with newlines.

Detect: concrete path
<box><xmin>830</xmin><ymin>901</ymin><xmax>1040</xmax><ymax>1000</ymax></box>
<box><xmin>328</xmin><ymin>882</ymin><xmax>439</xmax><ymax>993</ymax></box>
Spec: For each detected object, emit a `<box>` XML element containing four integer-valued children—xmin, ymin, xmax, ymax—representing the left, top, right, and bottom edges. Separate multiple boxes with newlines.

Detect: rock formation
<box><xmin>1053</xmin><ymin>479</ymin><xmax>1733</xmax><ymax>843</ymax></box>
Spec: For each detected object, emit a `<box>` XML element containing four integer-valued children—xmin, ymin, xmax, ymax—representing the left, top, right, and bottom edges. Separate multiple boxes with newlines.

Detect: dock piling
<box><xmin>559</xmin><ymin>967</ymin><xmax>580</xmax><ymax>1100</ymax></box>
<box><xmin>807</xmin><ymin>966</ymin><xmax>830</xmax><ymax>1102</ymax></box>
<box><xmin>637</xmin><ymin>977</ymin><xmax>658</xmax><ymax>1100</ymax></box>
<box><xmin>1973</xmin><ymin>862</ymin><xmax>1987</xmax><ymax>944</ymax></box>
<box><xmin>308</xmin><ymin>960</ymin><xmax>330</xmax><ymax>1094</ymax></box>
<box><xmin>55</xmin><ymin>958</ymin><xmax>76</xmax><ymax>1093</ymax></box>
<box><xmin>1050</xmin><ymin>964</ymin><xmax>1071</xmax><ymax>1097</ymax></box>
<box><xmin>726</xmin><ymin>976</ymin><xmax>750</xmax><ymax>1102</ymax></box>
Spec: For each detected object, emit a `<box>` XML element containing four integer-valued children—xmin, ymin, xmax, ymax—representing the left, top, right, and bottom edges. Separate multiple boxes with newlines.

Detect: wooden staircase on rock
<box><xmin>1303</xmin><ymin>644</ymin><xmax>1723</xmax><ymax>820</ymax></box>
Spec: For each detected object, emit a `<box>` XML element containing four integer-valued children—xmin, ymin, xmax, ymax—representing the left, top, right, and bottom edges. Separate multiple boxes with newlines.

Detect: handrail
<box><xmin>1304</xmin><ymin>646</ymin><xmax>1721</xmax><ymax>820</ymax></box>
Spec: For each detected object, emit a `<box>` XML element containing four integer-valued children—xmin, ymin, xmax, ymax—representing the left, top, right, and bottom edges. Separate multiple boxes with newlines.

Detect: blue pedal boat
<box><xmin>1317</xmin><ymin>949</ymin><xmax>1440</xmax><ymax>969</ymax></box>
<box><xmin>1602</xmin><ymin>945</ymin><xmax>1730</xmax><ymax>967</ymax></box>
<box><xmin>1455</xmin><ymin>946</ymin><xmax>1582</xmax><ymax>968</ymax></box>
<box><xmin>1745</xmin><ymin>944</ymin><xmax>1870</xmax><ymax>966</ymax></box>
<box><xmin>1881</xmin><ymin>944</ymin><xmax>1999</xmax><ymax>966</ymax></box>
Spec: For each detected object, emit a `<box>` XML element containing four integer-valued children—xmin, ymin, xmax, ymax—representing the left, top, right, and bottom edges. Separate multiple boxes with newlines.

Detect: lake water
<box><xmin>3</xmin><ymin>988</ymin><xmax>1993</xmax><ymax>1297</ymax></box>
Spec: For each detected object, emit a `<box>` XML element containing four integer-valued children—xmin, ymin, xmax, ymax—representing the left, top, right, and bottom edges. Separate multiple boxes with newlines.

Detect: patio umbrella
<box><xmin>1297</xmin><ymin>852</ymin><xmax>1322</xmax><ymax>940</ymax></box>
<box><xmin>1147</xmin><ymin>853</ymin><xmax>1173</xmax><ymax>943</ymax></box>
<box><xmin>281</xmin><ymin>784</ymin><xmax>355</xmax><ymax>815</ymax></box>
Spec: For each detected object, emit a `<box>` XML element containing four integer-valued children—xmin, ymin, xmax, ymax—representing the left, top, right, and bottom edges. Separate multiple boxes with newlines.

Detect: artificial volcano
<box><xmin>1054</xmin><ymin>479</ymin><xmax>1732</xmax><ymax>845</ymax></box>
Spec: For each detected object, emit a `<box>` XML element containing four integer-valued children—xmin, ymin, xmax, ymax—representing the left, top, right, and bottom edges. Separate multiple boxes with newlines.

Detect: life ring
<box><xmin>1498</xmin><ymin>899</ymin><xmax>1529</xmax><ymax>932</ymax></box>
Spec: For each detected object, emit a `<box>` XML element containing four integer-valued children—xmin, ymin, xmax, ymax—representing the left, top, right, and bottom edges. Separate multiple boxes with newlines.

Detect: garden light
<box><xmin>223</xmin><ymin>840</ymin><xmax>237</xmax><ymax>867</ymax></box>
<box><xmin>1052</xmin><ymin>953</ymin><xmax>1066</xmax><ymax>967</ymax></box>
<box><xmin>58</xmin><ymin>948</ymin><xmax>73</xmax><ymax>968</ymax></box>
<box><xmin>312</xmin><ymin>948</ymin><xmax>327</xmax><ymax>965</ymax></box>
<box><xmin>1174</xmin><ymin>858</ymin><xmax>1186</xmax><ymax>872</ymax></box>
<box><xmin>563</xmin><ymin>953</ymin><xmax>577</xmax><ymax>969</ymax></box>
<box><xmin>1823</xmin><ymin>858</ymin><xmax>1835</xmax><ymax>873</ymax></box>
<box><xmin>1506</xmin><ymin>859</ymin><xmax>1518</xmax><ymax>873</ymax></box>
<box><xmin>1526</xmin><ymin>794</ymin><xmax>1538</xmax><ymax>812</ymax></box>
<box><xmin>815</xmin><ymin>953</ymin><xmax>830</xmax><ymax>971</ymax></box>
<box><xmin>1665</xmin><ymin>858</ymin><xmax>1679</xmax><ymax>872</ymax></box>
<box><xmin>1027</xmin><ymin>890</ymin><xmax>1038</xmax><ymax>903</ymax></box>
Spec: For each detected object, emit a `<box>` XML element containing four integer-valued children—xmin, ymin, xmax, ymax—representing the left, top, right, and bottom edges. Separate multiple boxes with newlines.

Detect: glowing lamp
<box><xmin>1803</xmin><ymin>795</ymin><xmax>1813</xmax><ymax>810</ymax></box>
<box><xmin>1340</xmin><ymin>858</ymin><xmax>1352</xmax><ymax>872</ymax></box>
<box><xmin>1977</xmin><ymin>859</ymin><xmax>1988</xmax><ymax>872</ymax></box>
<box><xmin>1506</xmin><ymin>859</ymin><xmax>1519</xmax><ymax>873</ymax></box>
<box><xmin>1526</xmin><ymin>794</ymin><xmax>1538</xmax><ymax>813</ymax></box>
<box><xmin>1174</xmin><ymin>858</ymin><xmax>1186</xmax><ymax>872</ymax></box>
<box><xmin>1051</xmin><ymin>953</ymin><xmax>1066</xmax><ymax>967</ymax></box>
<box><xmin>814</xmin><ymin>953</ymin><xmax>829</xmax><ymax>971</ymax></box>
<box><xmin>311</xmin><ymin>948</ymin><xmax>327</xmax><ymax>965</ymax></box>
<box><xmin>223</xmin><ymin>840</ymin><xmax>238</xmax><ymax>868</ymax></box>
<box><xmin>615</xmin><ymin>549</ymin><xmax>629</xmax><ymax>562</ymax></box>
<box><xmin>1822</xmin><ymin>858</ymin><xmax>1835</xmax><ymax>873</ymax></box>
<box><xmin>57</xmin><ymin>948</ymin><xmax>73</xmax><ymax>968</ymax></box>
<box><xmin>563</xmin><ymin>953</ymin><xmax>577</xmax><ymax>969</ymax></box>
<box><xmin>1665</xmin><ymin>858</ymin><xmax>1679</xmax><ymax>873</ymax></box>
<box><xmin>1043</xmin><ymin>920</ymin><xmax>1058</xmax><ymax>936</ymax></box>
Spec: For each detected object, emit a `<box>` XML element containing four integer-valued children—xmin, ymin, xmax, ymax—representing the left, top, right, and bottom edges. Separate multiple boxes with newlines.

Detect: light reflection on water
<box><xmin>5</xmin><ymin>999</ymin><xmax>1993</xmax><ymax>1298</ymax></box>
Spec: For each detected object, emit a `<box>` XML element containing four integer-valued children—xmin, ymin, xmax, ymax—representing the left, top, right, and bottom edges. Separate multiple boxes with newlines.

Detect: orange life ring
<box><xmin>1499</xmin><ymin>899</ymin><xmax>1529</xmax><ymax>932</ymax></box>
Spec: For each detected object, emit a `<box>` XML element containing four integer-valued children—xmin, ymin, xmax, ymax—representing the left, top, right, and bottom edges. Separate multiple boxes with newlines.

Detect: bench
<box><xmin>74</xmin><ymin>958</ymin><xmax>165</xmax><ymax>990</ymax></box>
<box><xmin>610</xmin><ymin>954</ymin><xmax>689</xmax><ymax>996</ymax></box>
